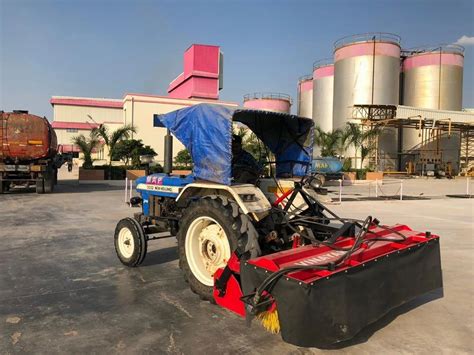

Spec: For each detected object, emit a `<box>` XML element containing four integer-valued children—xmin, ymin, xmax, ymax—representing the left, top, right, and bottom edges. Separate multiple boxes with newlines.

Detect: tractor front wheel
<box><xmin>178</xmin><ymin>196</ymin><xmax>257</xmax><ymax>302</ymax></box>
<box><xmin>114</xmin><ymin>217</ymin><xmax>147</xmax><ymax>267</ymax></box>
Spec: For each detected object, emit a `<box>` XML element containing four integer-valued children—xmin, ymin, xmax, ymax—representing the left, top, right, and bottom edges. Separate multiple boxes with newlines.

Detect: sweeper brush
<box><xmin>214</xmin><ymin>221</ymin><xmax>442</xmax><ymax>348</ymax></box>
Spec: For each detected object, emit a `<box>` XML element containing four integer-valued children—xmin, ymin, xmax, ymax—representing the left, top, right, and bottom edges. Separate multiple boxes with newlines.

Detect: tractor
<box><xmin>114</xmin><ymin>104</ymin><xmax>442</xmax><ymax>347</ymax></box>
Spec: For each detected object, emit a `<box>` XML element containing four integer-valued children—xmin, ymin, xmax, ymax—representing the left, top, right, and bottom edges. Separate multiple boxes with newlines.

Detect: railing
<box><xmin>334</xmin><ymin>32</ymin><xmax>401</xmax><ymax>49</ymax></box>
<box><xmin>401</xmin><ymin>43</ymin><xmax>465</xmax><ymax>56</ymax></box>
<box><xmin>298</xmin><ymin>74</ymin><xmax>313</xmax><ymax>82</ymax></box>
<box><xmin>243</xmin><ymin>92</ymin><xmax>292</xmax><ymax>104</ymax></box>
<box><xmin>329</xmin><ymin>177</ymin><xmax>472</xmax><ymax>203</ymax></box>
<box><xmin>313</xmin><ymin>58</ymin><xmax>333</xmax><ymax>70</ymax></box>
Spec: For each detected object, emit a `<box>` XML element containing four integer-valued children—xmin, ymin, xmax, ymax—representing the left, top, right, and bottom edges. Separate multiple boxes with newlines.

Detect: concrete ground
<box><xmin>0</xmin><ymin>179</ymin><xmax>473</xmax><ymax>354</ymax></box>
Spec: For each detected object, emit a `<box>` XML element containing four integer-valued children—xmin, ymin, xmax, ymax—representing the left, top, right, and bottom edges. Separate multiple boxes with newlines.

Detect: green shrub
<box><xmin>91</xmin><ymin>165</ymin><xmax>126</xmax><ymax>180</ymax></box>
<box><xmin>149</xmin><ymin>164</ymin><xmax>164</xmax><ymax>174</ymax></box>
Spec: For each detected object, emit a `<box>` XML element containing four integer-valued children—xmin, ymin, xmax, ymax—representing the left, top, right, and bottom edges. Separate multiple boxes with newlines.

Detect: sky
<box><xmin>1</xmin><ymin>0</ymin><xmax>473</xmax><ymax>118</ymax></box>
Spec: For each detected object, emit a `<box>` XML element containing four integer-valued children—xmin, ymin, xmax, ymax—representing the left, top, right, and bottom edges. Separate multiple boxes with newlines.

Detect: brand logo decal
<box><xmin>294</xmin><ymin>250</ymin><xmax>346</xmax><ymax>266</ymax></box>
<box><xmin>146</xmin><ymin>176</ymin><xmax>164</xmax><ymax>185</ymax></box>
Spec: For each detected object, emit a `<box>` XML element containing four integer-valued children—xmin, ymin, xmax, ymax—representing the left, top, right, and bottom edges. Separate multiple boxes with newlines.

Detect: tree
<box><xmin>233</xmin><ymin>126</ymin><xmax>267</xmax><ymax>161</ymax></box>
<box><xmin>313</xmin><ymin>126</ymin><xmax>342</xmax><ymax>157</ymax></box>
<box><xmin>92</xmin><ymin>124</ymin><xmax>137</xmax><ymax>165</ymax></box>
<box><xmin>342</xmin><ymin>123</ymin><xmax>380</xmax><ymax>169</ymax></box>
<box><xmin>71</xmin><ymin>132</ymin><xmax>100</xmax><ymax>168</ymax></box>
<box><xmin>112</xmin><ymin>139</ymin><xmax>157</xmax><ymax>167</ymax></box>
<box><xmin>174</xmin><ymin>149</ymin><xmax>193</xmax><ymax>167</ymax></box>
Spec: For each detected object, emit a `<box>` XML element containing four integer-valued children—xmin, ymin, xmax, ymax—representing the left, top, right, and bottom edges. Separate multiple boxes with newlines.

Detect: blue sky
<box><xmin>1</xmin><ymin>0</ymin><xmax>473</xmax><ymax>118</ymax></box>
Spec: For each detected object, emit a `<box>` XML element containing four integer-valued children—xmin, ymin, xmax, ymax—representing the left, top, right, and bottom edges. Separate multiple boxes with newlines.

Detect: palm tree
<box><xmin>92</xmin><ymin>124</ymin><xmax>136</xmax><ymax>165</ymax></box>
<box><xmin>71</xmin><ymin>132</ymin><xmax>100</xmax><ymax>168</ymax></box>
<box><xmin>342</xmin><ymin>123</ymin><xmax>380</xmax><ymax>169</ymax></box>
<box><xmin>313</xmin><ymin>126</ymin><xmax>342</xmax><ymax>157</ymax></box>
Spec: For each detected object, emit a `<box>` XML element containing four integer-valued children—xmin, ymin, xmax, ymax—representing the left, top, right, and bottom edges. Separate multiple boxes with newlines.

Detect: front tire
<box><xmin>114</xmin><ymin>218</ymin><xmax>147</xmax><ymax>267</ymax></box>
<box><xmin>178</xmin><ymin>196</ymin><xmax>258</xmax><ymax>302</ymax></box>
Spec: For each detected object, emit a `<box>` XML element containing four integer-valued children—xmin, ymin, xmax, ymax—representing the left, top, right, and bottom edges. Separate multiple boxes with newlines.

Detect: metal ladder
<box><xmin>460</xmin><ymin>128</ymin><xmax>474</xmax><ymax>172</ymax></box>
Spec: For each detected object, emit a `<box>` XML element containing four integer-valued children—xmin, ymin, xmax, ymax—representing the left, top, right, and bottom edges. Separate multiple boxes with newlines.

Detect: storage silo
<box><xmin>333</xmin><ymin>33</ymin><xmax>401</xmax><ymax>168</ymax></box>
<box><xmin>312</xmin><ymin>59</ymin><xmax>334</xmax><ymax>132</ymax></box>
<box><xmin>401</xmin><ymin>45</ymin><xmax>464</xmax><ymax>110</ymax></box>
<box><xmin>297</xmin><ymin>75</ymin><xmax>313</xmax><ymax>118</ymax></box>
<box><xmin>243</xmin><ymin>93</ymin><xmax>292</xmax><ymax>114</ymax></box>
<box><xmin>401</xmin><ymin>44</ymin><xmax>464</xmax><ymax>173</ymax></box>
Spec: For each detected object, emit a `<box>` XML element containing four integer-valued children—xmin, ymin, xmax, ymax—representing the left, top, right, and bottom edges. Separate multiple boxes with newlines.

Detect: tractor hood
<box><xmin>153</xmin><ymin>104</ymin><xmax>313</xmax><ymax>185</ymax></box>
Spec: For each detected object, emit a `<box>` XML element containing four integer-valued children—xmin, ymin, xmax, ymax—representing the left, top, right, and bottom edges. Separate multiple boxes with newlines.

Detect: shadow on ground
<box><xmin>1</xmin><ymin>182</ymin><xmax>125</xmax><ymax>195</ymax></box>
<box><xmin>141</xmin><ymin>246</ymin><xmax>179</xmax><ymax>267</ymax></box>
<box><xmin>329</xmin><ymin>195</ymin><xmax>432</xmax><ymax>202</ymax></box>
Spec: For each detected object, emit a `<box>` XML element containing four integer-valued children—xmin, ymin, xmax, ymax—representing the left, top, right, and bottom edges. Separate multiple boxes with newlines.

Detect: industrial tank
<box><xmin>0</xmin><ymin>111</ymin><xmax>58</xmax><ymax>161</ymax></box>
<box><xmin>332</xmin><ymin>33</ymin><xmax>401</xmax><ymax>168</ymax></box>
<box><xmin>297</xmin><ymin>75</ymin><xmax>313</xmax><ymax>118</ymax></box>
<box><xmin>401</xmin><ymin>45</ymin><xmax>464</xmax><ymax>110</ymax></box>
<box><xmin>312</xmin><ymin>59</ymin><xmax>334</xmax><ymax>132</ymax></box>
<box><xmin>400</xmin><ymin>44</ymin><xmax>464</xmax><ymax>172</ymax></box>
<box><xmin>243</xmin><ymin>93</ymin><xmax>292</xmax><ymax>114</ymax></box>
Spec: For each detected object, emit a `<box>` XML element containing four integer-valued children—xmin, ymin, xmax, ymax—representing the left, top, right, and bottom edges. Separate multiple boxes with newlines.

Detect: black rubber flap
<box><xmin>241</xmin><ymin>239</ymin><xmax>443</xmax><ymax>348</ymax></box>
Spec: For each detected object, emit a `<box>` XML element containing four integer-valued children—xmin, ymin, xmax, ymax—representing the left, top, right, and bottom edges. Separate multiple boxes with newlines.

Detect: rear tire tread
<box><xmin>177</xmin><ymin>195</ymin><xmax>257</xmax><ymax>303</ymax></box>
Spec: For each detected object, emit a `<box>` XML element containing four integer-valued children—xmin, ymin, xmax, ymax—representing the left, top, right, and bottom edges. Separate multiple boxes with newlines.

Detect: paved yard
<box><xmin>0</xmin><ymin>181</ymin><xmax>472</xmax><ymax>354</ymax></box>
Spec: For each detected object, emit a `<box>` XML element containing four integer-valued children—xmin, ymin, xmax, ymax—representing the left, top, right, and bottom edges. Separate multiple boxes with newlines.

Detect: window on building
<box><xmin>66</xmin><ymin>128</ymin><xmax>78</xmax><ymax>133</ymax></box>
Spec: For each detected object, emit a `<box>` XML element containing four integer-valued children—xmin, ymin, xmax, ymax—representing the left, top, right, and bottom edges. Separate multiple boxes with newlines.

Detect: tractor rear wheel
<box><xmin>114</xmin><ymin>217</ymin><xmax>147</xmax><ymax>267</ymax></box>
<box><xmin>178</xmin><ymin>196</ymin><xmax>258</xmax><ymax>302</ymax></box>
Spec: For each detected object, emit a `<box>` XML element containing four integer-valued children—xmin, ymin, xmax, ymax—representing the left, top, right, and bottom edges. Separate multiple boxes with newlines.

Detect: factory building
<box><xmin>51</xmin><ymin>44</ymin><xmax>237</xmax><ymax>166</ymax></box>
<box><xmin>51</xmin><ymin>94</ymin><xmax>237</xmax><ymax>165</ymax></box>
<box><xmin>51</xmin><ymin>97</ymin><xmax>124</xmax><ymax>160</ymax></box>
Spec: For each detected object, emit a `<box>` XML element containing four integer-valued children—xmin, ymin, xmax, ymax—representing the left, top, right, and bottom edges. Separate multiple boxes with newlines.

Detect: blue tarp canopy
<box><xmin>153</xmin><ymin>104</ymin><xmax>313</xmax><ymax>185</ymax></box>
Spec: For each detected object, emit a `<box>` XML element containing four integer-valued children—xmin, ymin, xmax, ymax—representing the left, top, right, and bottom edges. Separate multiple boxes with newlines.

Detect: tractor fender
<box><xmin>176</xmin><ymin>182</ymin><xmax>271</xmax><ymax>221</ymax></box>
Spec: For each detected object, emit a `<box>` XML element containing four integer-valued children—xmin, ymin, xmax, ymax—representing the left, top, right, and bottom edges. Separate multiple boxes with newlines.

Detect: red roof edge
<box><xmin>50</xmin><ymin>97</ymin><xmax>123</xmax><ymax>109</ymax></box>
<box><xmin>51</xmin><ymin>121</ymin><xmax>100</xmax><ymax>130</ymax></box>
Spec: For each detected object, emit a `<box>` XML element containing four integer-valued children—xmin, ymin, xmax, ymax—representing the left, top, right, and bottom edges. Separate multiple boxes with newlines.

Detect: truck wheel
<box><xmin>0</xmin><ymin>181</ymin><xmax>5</xmax><ymax>194</ymax></box>
<box><xmin>315</xmin><ymin>174</ymin><xmax>325</xmax><ymax>186</ymax></box>
<box><xmin>114</xmin><ymin>217</ymin><xmax>147</xmax><ymax>267</ymax></box>
<box><xmin>178</xmin><ymin>196</ymin><xmax>258</xmax><ymax>302</ymax></box>
<box><xmin>36</xmin><ymin>179</ymin><xmax>44</xmax><ymax>194</ymax></box>
<box><xmin>43</xmin><ymin>167</ymin><xmax>55</xmax><ymax>193</ymax></box>
<box><xmin>44</xmin><ymin>176</ymin><xmax>54</xmax><ymax>193</ymax></box>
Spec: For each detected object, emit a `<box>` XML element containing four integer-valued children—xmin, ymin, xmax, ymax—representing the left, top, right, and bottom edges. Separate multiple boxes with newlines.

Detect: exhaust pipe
<box><xmin>164</xmin><ymin>129</ymin><xmax>173</xmax><ymax>175</ymax></box>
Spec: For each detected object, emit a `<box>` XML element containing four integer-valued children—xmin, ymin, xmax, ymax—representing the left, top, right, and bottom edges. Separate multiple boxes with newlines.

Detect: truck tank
<box><xmin>0</xmin><ymin>111</ymin><xmax>67</xmax><ymax>194</ymax></box>
<box><xmin>333</xmin><ymin>33</ymin><xmax>401</xmax><ymax>168</ymax></box>
<box><xmin>1</xmin><ymin>111</ymin><xmax>58</xmax><ymax>162</ymax></box>
<box><xmin>400</xmin><ymin>45</ymin><xmax>464</xmax><ymax>173</ymax></box>
<box><xmin>297</xmin><ymin>75</ymin><xmax>313</xmax><ymax>118</ymax></box>
<box><xmin>243</xmin><ymin>93</ymin><xmax>292</xmax><ymax>114</ymax></box>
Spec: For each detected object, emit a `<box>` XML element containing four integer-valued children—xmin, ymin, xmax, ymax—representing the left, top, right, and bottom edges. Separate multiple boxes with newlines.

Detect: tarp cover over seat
<box><xmin>153</xmin><ymin>104</ymin><xmax>313</xmax><ymax>185</ymax></box>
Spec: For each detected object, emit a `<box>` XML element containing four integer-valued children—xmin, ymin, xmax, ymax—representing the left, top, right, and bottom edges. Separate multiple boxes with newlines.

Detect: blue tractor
<box><xmin>113</xmin><ymin>104</ymin><xmax>442</xmax><ymax>348</ymax></box>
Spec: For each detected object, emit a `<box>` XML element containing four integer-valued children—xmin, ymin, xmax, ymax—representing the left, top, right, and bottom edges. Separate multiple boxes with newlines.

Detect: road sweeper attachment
<box><xmin>212</xmin><ymin>202</ymin><xmax>442</xmax><ymax>347</ymax></box>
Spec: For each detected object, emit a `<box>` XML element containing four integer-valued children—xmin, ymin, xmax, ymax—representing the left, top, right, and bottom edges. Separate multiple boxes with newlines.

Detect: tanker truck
<box><xmin>0</xmin><ymin>110</ymin><xmax>70</xmax><ymax>194</ymax></box>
